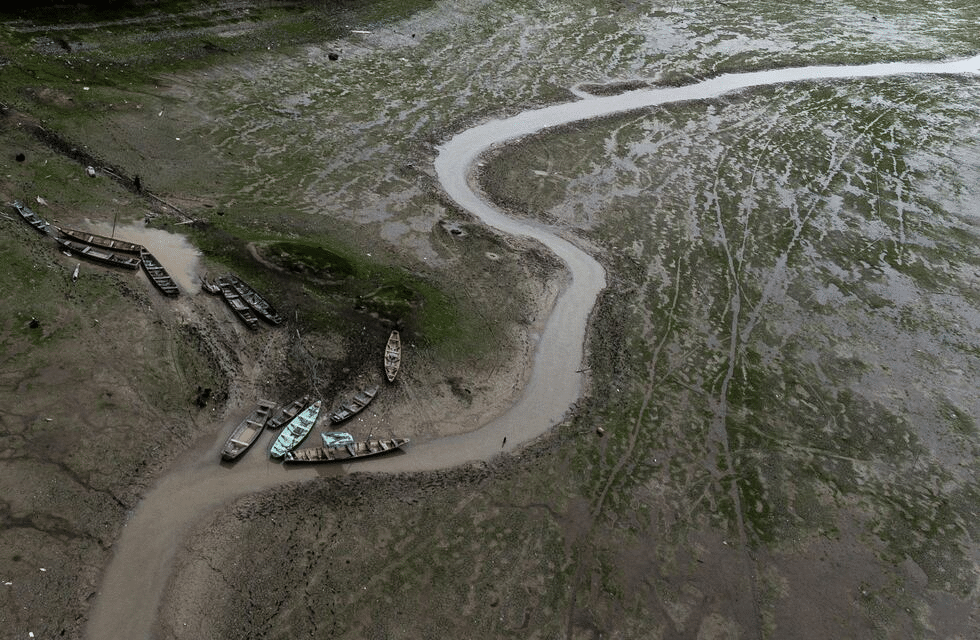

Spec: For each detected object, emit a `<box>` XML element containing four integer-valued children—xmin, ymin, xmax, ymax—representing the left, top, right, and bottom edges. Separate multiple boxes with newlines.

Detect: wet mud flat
<box><xmin>3</xmin><ymin>1</ymin><xmax>980</xmax><ymax>639</ymax></box>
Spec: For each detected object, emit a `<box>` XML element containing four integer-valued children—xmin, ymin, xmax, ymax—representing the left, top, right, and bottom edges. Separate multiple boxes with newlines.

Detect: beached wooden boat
<box><xmin>220</xmin><ymin>399</ymin><xmax>277</xmax><ymax>461</ymax></box>
<box><xmin>384</xmin><ymin>330</ymin><xmax>401</xmax><ymax>382</ymax></box>
<box><xmin>224</xmin><ymin>274</ymin><xmax>284</xmax><ymax>325</ymax></box>
<box><xmin>12</xmin><ymin>200</ymin><xmax>52</xmax><ymax>234</ymax></box>
<box><xmin>140</xmin><ymin>248</ymin><xmax>179</xmax><ymax>296</ymax></box>
<box><xmin>217</xmin><ymin>277</ymin><xmax>259</xmax><ymax>329</ymax></box>
<box><xmin>58</xmin><ymin>226</ymin><xmax>142</xmax><ymax>253</ymax></box>
<box><xmin>283</xmin><ymin>437</ymin><xmax>409</xmax><ymax>463</ymax></box>
<box><xmin>269</xmin><ymin>400</ymin><xmax>321</xmax><ymax>458</ymax></box>
<box><xmin>329</xmin><ymin>386</ymin><xmax>378</xmax><ymax>423</ymax></box>
<box><xmin>266</xmin><ymin>395</ymin><xmax>311</xmax><ymax>430</ymax></box>
<box><xmin>56</xmin><ymin>237</ymin><xmax>141</xmax><ymax>269</ymax></box>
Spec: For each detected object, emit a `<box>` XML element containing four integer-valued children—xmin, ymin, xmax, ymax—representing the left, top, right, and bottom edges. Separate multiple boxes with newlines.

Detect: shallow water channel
<box><xmin>85</xmin><ymin>53</ymin><xmax>980</xmax><ymax>639</ymax></box>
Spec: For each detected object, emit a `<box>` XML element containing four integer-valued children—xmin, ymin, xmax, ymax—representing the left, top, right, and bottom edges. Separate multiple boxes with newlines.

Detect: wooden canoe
<box><xmin>225</xmin><ymin>274</ymin><xmax>284</xmax><ymax>325</ymax></box>
<box><xmin>283</xmin><ymin>437</ymin><xmax>409</xmax><ymax>463</ymax></box>
<box><xmin>58</xmin><ymin>226</ymin><xmax>142</xmax><ymax>253</ymax></box>
<box><xmin>266</xmin><ymin>395</ymin><xmax>311</xmax><ymax>430</ymax></box>
<box><xmin>12</xmin><ymin>200</ymin><xmax>52</xmax><ymax>234</ymax></box>
<box><xmin>329</xmin><ymin>386</ymin><xmax>378</xmax><ymax>423</ymax></box>
<box><xmin>56</xmin><ymin>237</ymin><xmax>141</xmax><ymax>269</ymax></box>
<box><xmin>217</xmin><ymin>276</ymin><xmax>259</xmax><ymax>329</ymax></box>
<box><xmin>140</xmin><ymin>248</ymin><xmax>179</xmax><ymax>296</ymax></box>
<box><xmin>384</xmin><ymin>330</ymin><xmax>401</xmax><ymax>382</ymax></box>
<box><xmin>269</xmin><ymin>400</ymin><xmax>321</xmax><ymax>458</ymax></box>
<box><xmin>220</xmin><ymin>399</ymin><xmax>277</xmax><ymax>460</ymax></box>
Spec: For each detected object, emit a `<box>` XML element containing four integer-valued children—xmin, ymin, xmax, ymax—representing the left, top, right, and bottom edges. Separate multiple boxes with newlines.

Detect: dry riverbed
<box><xmin>3</xmin><ymin>1</ymin><xmax>980</xmax><ymax>639</ymax></box>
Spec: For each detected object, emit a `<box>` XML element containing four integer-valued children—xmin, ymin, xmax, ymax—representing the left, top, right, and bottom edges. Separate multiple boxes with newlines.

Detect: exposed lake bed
<box><xmin>2</xmin><ymin>1</ymin><xmax>980</xmax><ymax>638</ymax></box>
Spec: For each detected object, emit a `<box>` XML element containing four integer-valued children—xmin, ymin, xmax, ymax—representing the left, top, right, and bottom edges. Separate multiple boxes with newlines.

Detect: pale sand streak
<box><xmin>86</xmin><ymin>54</ymin><xmax>980</xmax><ymax>639</ymax></box>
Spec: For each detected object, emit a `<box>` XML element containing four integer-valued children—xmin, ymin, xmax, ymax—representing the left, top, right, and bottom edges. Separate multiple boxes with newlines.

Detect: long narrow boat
<box><xmin>384</xmin><ymin>330</ymin><xmax>401</xmax><ymax>382</ymax></box>
<box><xmin>58</xmin><ymin>226</ymin><xmax>142</xmax><ymax>253</ymax></box>
<box><xmin>329</xmin><ymin>386</ymin><xmax>378</xmax><ymax>423</ymax></box>
<box><xmin>220</xmin><ymin>399</ymin><xmax>277</xmax><ymax>461</ymax></box>
<box><xmin>140</xmin><ymin>248</ymin><xmax>179</xmax><ymax>296</ymax></box>
<box><xmin>283</xmin><ymin>437</ymin><xmax>410</xmax><ymax>463</ymax></box>
<box><xmin>269</xmin><ymin>400</ymin><xmax>321</xmax><ymax>458</ymax></box>
<box><xmin>56</xmin><ymin>237</ymin><xmax>141</xmax><ymax>269</ymax></box>
<box><xmin>225</xmin><ymin>274</ymin><xmax>284</xmax><ymax>325</ymax></box>
<box><xmin>266</xmin><ymin>395</ymin><xmax>311</xmax><ymax>430</ymax></box>
<box><xmin>217</xmin><ymin>277</ymin><xmax>259</xmax><ymax>329</ymax></box>
<box><xmin>12</xmin><ymin>200</ymin><xmax>52</xmax><ymax>235</ymax></box>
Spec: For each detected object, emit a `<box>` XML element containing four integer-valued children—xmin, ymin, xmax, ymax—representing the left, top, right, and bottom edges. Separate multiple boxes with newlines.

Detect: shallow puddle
<box><xmin>84</xmin><ymin>219</ymin><xmax>203</xmax><ymax>294</ymax></box>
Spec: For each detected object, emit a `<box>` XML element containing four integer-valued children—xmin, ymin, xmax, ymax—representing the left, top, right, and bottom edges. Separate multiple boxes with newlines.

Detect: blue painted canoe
<box><xmin>269</xmin><ymin>400</ymin><xmax>321</xmax><ymax>458</ymax></box>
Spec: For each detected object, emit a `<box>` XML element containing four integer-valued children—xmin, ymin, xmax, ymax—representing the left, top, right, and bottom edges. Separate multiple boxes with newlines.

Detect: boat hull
<box><xmin>225</xmin><ymin>274</ymin><xmax>284</xmax><ymax>325</ymax></box>
<box><xmin>56</xmin><ymin>238</ymin><xmax>141</xmax><ymax>269</ymax></box>
<box><xmin>59</xmin><ymin>226</ymin><xmax>142</xmax><ymax>253</ymax></box>
<box><xmin>269</xmin><ymin>400</ymin><xmax>321</xmax><ymax>458</ymax></box>
<box><xmin>220</xmin><ymin>399</ymin><xmax>277</xmax><ymax>461</ymax></box>
<box><xmin>12</xmin><ymin>201</ymin><xmax>52</xmax><ymax>235</ymax></box>
<box><xmin>283</xmin><ymin>437</ymin><xmax>409</xmax><ymax>463</ymax></box>
<box><xmin>267</xmin><ymin>395</ymin><xmax>311</xmax><ymax>430</ymax></box>
<box><xmin>329</xmin><ymin>386</ymin><xmax>378</xmax><ymax>423</ymax></box>
<box><xmin>140</xmin><ymin>248</ymin><xmax>179</xmax><ymax>296</ymax></box>
<box><xmin>384</xmin><ymin>330</ymin><xmax>401</xmax><ymax>382</ymax></box>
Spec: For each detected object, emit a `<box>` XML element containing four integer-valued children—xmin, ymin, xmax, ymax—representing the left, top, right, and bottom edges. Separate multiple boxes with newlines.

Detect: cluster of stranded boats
<box><xmin>9</xmin><ymin>199</ymin><xmax>410</xmax><ymax>464</ymax></box>
<box><xmin>12</xmin><ymin>199</ymin><xmax>288</xmax><ymax>328</ymax></box>
<box><xmin>12</xmin><ymin>199</ymin><xmax>179</xmax><ymax>296</ymax></box>
<box><xmin>222</xmin><ymin>329</ymin><xmax>408</xmax><ymax>463</ymax></box>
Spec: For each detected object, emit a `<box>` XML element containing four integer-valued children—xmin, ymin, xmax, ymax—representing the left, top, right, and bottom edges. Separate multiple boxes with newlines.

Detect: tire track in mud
<box><xmin>86</xmin><ymin>53</ymin><xmax>980</xmax><ymax>639</ymax></box>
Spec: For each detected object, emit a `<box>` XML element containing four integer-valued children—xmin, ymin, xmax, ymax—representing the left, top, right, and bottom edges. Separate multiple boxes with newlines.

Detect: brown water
<box><xmin>85</xmin><ymin>219</ymin><xmax>203</xmax><ymax>293</ymax></box>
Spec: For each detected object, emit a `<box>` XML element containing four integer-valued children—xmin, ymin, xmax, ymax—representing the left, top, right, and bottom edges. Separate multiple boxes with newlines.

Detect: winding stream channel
<box><xmin>86</xmin><ymin>54</ymin><xmax>980</xmax><ymax>639</ymax></box>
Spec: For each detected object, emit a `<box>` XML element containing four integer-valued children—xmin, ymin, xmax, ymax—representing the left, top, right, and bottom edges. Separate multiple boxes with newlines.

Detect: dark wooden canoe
<box><xmin>217</xmin><ymin>276</ymin><xmax>259</xmax><ymax>329</ymax></box>
<box><xmin>384</xmin><ymin>330</ymin><xmax>401</xmax><ymax>382</ymax></box>
<box><xmin>58</xmin><ymin>226</ymin><xmax>142</xmax><ymax>253</ymax></box>
<box><xmin>140</xmin><ymin>248</ymin><xmax>179</xmax><ymax>296</ymax></box>
<box><xmin>329</xmin><ymin>386</ymin><xmax>378</xmax><ymax>423</ymax></box>
<box><xmin>283</xmin><ymin>437</ymin><xmax>409</xmax><ymax>463</ymax></box>
<box><xmin>12</xmin><ymin>200</ymin><xmax>52</xmax><ymax>235</ymax></box>
<box><xmin>266</xmin><ymin>395</ymin><xmax>311</xmax><ymax>430</ymax></box>
<box><xmin>220</xmin><ymin>399</ymin><xmax>277</xmax><ymax>461</ymax></box>
<box><xmin>225</xmin><ymin>274</ymin><xmax>284</xmax><ymax>325</ymax></box>
<box><xmin>56</xmin><ymin>237</ymin><xmax>141</xmax><ymax>269</ymax></box>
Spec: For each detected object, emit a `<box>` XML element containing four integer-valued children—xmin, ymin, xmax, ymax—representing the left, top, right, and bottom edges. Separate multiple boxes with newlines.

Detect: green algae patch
<box><xmin>264</xmin><ymin>241</ymin><xmax>357</xmax><ymax>280</ymax></box>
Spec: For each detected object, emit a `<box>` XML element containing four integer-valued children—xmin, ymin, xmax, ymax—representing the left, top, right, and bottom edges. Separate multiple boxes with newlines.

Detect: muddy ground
<box><xmin>3</xmin><ymin>1</ymin><xmax>980</xmax><ymax>639</ymax></box>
